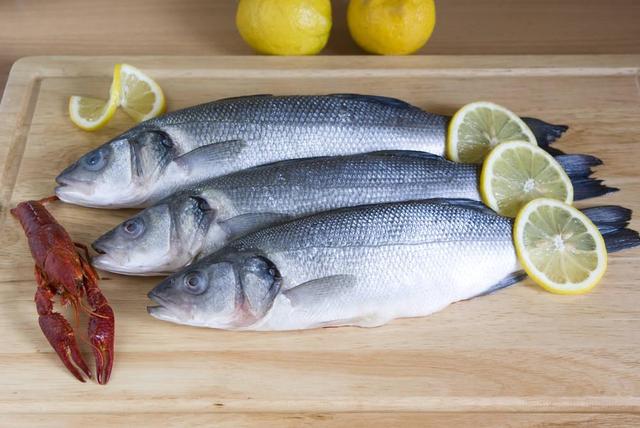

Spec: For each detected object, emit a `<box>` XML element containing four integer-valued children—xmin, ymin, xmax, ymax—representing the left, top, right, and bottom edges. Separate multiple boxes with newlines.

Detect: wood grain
<box><xmin>0</xmin><ymin>56</ymin><xmax>639</xmax><ymax>425</ymax></box>
<box><xmin>1</xmin><ymin>0</ymin><xmax>640</xmax><ymax>96</ymax></box>
<box><xmin>5</xmin><ymin>413</ymin><xmax>640</xmax><ymax>428</ymax></box>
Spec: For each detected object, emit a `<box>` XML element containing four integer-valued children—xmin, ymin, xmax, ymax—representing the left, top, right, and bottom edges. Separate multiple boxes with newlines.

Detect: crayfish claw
<box><xmin>38</xmin><ymin>313</ymin><xmax>91</xmax><ymax>382</ymax></box>
<box><xmin>88</xmin><ymin>303</ymin><xmax>115</xmax><ymax>385</ymax></box>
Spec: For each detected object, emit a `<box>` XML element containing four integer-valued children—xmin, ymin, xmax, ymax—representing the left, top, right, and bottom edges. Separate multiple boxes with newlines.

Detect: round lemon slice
<box><xmin>447</xmin><ymin>101</ymin><xmax>537</xmax><ymax>163</ymax></box>
<box><xmin>68</xmin><ymin>71</ymin><xmax>120</xmax><ymax>131</ymax></box>
<box><xmin>514</xmin><ymin>198</ymin><xmax>607</xmax><ymax>295</ymax></box>
<box><xmin>116</xmin><ymin>63</ymin><xmax>166</xmax><ymax>122</ymax></box>
<box><xmin>480</xmin><ymin>141</ymin><xmax>573</xmax><ymax>218</ymax></box>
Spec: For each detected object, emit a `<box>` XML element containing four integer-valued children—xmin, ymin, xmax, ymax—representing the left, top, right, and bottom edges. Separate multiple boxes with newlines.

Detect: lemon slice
<box><xmin>447</xmin><ymin>101</ymin><xmax>537</xmax><ymax>163</ymax></box>
<box><xmin>68</xmin><ymin>72</ymin><xmax>120</xmax><ymax>131</ymax></box>
<box><xmin>480</xmin><ymin>141</ymin><xmax>573</xmax><ymax>218</ymax></box>
<box><xmin>514</xmin><ymin>198</ymin><xmax>607</xmax><ymax>294</ymax></box>
<box><xmin>116</xmin><ymin>63</ymin><xmax>166</xmax><ymax>122</ymax></box>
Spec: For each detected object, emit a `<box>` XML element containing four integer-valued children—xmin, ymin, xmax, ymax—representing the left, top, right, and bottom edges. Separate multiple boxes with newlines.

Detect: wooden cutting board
<box><xmin>1</xmin><ymin>56</ymin><xmax>639</xmax><ymax>427</ymax></box>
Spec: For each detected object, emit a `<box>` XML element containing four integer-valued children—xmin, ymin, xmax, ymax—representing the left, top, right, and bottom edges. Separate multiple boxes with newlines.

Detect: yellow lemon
<box><xmin>69</xmin><ymin>64</ymin><xmax>165</xmax><ymax>131</ymax></box>
<box><xmin>347</xmin><ymin>0</ymin><xmax>436</xmax><ymax>55</ymax></box>
<box><xmin>236</xmin><ymin>0</ymin><xmax>332</xmax><ymax>55</ymax></box>
<box><xmin>513</xmin><ymin>198</ymin><xmax>607</xmax><ymax>295</ymax></box>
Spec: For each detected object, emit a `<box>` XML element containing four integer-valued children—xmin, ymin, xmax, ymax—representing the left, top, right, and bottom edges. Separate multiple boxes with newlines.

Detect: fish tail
<box><xmin>581</xmin><ymin>205</ymin><xmax>640</xmax><ymax>253</ymax></box>
<box><xmin>521</xmin><ymin>117</ymin><xmax>569</xmax><ymax>152</ymax></box>
<box><xmin>554</xmin><ymin>154</ymin><xmax>618</xmax><ymax>201</ymax></box>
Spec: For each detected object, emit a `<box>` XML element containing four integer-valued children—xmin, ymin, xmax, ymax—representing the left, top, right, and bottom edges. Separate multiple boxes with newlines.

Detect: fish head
<box><xmin>147</xmin><ymin>252</ymin><xmax>281</xmax><ymax>329</ymax></box>
<box><xmin>55</xmin><ymin>128</ymin><xmax>177</xmax><ymax>207</ymax></box>
<box><xmin>92</xmin><ymin>194</ymin><xmax>219</xmax><ymax>275</ymax></box>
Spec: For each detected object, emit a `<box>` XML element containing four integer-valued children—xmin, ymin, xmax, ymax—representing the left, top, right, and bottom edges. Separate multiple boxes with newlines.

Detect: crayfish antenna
<box><xmin>38</xmin><ymin>195</ymin><xmax>59</xmax><ymax>205</ymax></box>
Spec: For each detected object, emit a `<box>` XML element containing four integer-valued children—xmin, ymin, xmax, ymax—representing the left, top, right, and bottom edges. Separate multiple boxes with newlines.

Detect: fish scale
<box><xmin>148</xmin><ymin>199</ymin><xmax>639</xmax><ymax>330</ymax></box>
<box><xmin>56</xmin><ymin>94</ymin><xmax>566</xmax><ymax>207</ymax></box>
<box><xmin>147</xmin><ymin>199</ymin><xmax>520</xmax><ymax>330</ymax></box>
<box><xmin>91</xmin><ymin>152</ymin><xmax>483</xmax><ymax>275</ymax></box>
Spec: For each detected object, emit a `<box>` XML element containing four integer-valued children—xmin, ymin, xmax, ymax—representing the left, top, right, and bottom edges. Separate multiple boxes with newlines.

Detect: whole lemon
<box><xmin>236</xmin><ymin>0</ymin><xmax>332</xmax><ymax>55</ymax></box>
<box><xmin>347</xmin><ymin>0</ymin><xmax>436</xmax><ymax>55</ymax></box>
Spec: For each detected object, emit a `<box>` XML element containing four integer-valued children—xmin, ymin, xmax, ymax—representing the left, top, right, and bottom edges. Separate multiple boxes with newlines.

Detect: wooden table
<box><xmin>1</xmin><ymin>0</ymin><xmax>640</xmax><ymax>96</ymax></box>
<box><xmin>1</xmin><ymin>55</ymin><xmax>639</xmax><ymax>427</ymax></box>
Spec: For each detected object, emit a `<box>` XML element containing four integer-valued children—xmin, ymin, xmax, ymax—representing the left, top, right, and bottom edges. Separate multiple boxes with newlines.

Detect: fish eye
<box><xmin>190</xmin><ymin>196</ymin><xmax>214</xmax><ymax>213</ymax></box>
<box><xmin>81</xmin><ymin>147</ymin><xmax>108</xmax><ymax>171</ymax></box>
<box><xmin>183</xmin><ymin>271</ymin><xmax>207</xmax><ymax>294</ymax></box>
<box><xmin>153</xmin><ymin>131</ymin><xmax>173</xmax><ymax>148</ymax></box>
<box><xmin>121</xmin><ymin>217</ymin><xmax>144</xmax><ymax>238</ymax></box>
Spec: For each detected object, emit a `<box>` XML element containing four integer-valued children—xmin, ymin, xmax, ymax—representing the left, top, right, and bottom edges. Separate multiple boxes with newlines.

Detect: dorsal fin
<box><xmin>215</xmin><ymin>94</ymin><xmax>274</xmax><ymax>103</ymax></box>
<box><xmin>366</xmin><ymin>150</ymin><xmax>448</xmax><ymax>162</ymax></box>
<box><xmin>425</xmin><ymin>198</ymin><xmax>499</xmax><ymax>216</ymax></box>
<box><xmin>328</xmin><ymin>93</ymin><xmax>412</xmax><ymax>109</ymax></box>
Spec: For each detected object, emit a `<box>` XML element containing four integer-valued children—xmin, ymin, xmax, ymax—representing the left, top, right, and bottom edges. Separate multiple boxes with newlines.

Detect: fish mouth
<box><xmin>147</xmin><ymin>304</ymin><xmax>177</xmax><ymax>322</ymax></box>
<box><xmin>92</xmin><ymin>242</ymin><xmax>106</xmax><ymax>255</ymax></box>
<box><xmin>147</xmin><ymin>290</ymin><xmax>178</xmax><ymax>322</ymax></box>
<box><xmin>92</xmin><ymin>252</ymin><xmax>166</xmax><ymax>276</ymax></box>
<box><xmin>54</xmin><ymin>176</ymin><xmax>96</xmax><ymax>203</ymax></box>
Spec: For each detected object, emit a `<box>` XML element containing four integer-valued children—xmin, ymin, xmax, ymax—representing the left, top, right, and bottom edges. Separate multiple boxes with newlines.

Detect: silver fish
<box><xmin>91</xmin><ymin>152</ymin><xmax>609</xmax><ymax>276</ymax></box>
<box><xmin>146</xmin><ymin>200</ymin><xmax>637</xmax><ymax>331</ymax></box>
<box><xmin>55</xmin><ymin>94</ymin><xmax>567</xmax><ymax>208</ymax></box>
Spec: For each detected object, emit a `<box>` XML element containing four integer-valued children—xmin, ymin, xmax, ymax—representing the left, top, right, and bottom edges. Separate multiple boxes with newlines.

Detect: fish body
<box><xmin>147</xmin><ymin>199</ymin><xmax>522</xmax><ymax>330</ymax></box>
<box><xmin>55</xmin><ymin>94</ymin><xmax>566</xmax><ymax>208</ymax></box>
<box><xmin>92</xmin><ymin>151</ymin><xmax>612</xmax><ymax>276</ymax></box>
<box><xmin>147</xmin><ymin>199</ymin><xmax>639</xmax><ymax>331</ymax></box>
<box><xmin>91</xmin><ymin>152</ymin><xmax>481</xmax><ymax>275</ymax></box>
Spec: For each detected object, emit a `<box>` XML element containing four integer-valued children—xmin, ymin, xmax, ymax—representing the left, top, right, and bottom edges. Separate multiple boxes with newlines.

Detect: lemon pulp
<box><xmin>481</xmin><ymin>141</ymin><xmax>573</xmax><ymax>218</ymax></box>
<box><xmin>514</xmin><ymin>198</ymin><xmax>607</xmax><ymax>294</ymax></box>
<box><xmin>448</xmin><ymin>101</ymin><xmax>536</xmax><ymax>164</ymax></box>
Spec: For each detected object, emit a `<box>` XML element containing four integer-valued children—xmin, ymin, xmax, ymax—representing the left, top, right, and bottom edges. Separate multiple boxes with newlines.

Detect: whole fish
<box><xmin>55</xmin><ymin>94</ymin><xmax>567</xmax><ymax>208</ymax></box>
<box><xmin>91</xmin><ymin>151</ymin><xmax>612</xmax><ymax>275</ymax></box>
<box><xmin>147</xmin><ymin>199</ymin><xmax>638</xmax><ymax>330</ymax></box>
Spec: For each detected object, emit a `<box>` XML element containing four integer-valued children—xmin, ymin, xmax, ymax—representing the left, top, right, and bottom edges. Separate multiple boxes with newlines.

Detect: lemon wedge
<box><xmin>514</xmin><ymin>198</ymin><xmax>607</xmax><ymax>294</ymax></box>
<box><xmin>117</xmin><ymin>64</ymin><xmax>166</xmax><ymax>122</ymax></box>
<box><xmin>480</xmin><ymin>141</ymin><xmax>573</xmax><ymax>218</ymax></box>
<box><xmin>447</xmin><ymin>101</ymin><xmax>537</xmax><ymax>164</ymax></box>
<box><xmin>69</xmin><ymin>63</ymin><xmax>165</xmax><ymax>131</ymax></box>
<box><xmin>68</xmin><ymin>71</ymin><xmax>120</xmax><ymax>131</ymax></box>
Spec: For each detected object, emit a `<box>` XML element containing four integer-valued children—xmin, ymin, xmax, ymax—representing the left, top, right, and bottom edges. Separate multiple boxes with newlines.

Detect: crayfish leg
<box><xmin>35</xmin><ymin>281</ymin><xmax>91</xmax><ymax>383</ymax></box>
<box><xmin>80</xmin><ymin>257</ymin><xmax>115</xmax><ymax>385</ymax></box>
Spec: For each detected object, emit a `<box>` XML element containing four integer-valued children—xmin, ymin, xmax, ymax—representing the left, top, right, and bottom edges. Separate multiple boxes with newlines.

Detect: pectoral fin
<box><xmin>174</xmin><ymin>139</ymin><xmax>247</xmax><ymax>173</ymax></box>
<box><xmin>219</xmin><ymin>213</ymin><xmax>292</xmax><ymax>238</ymax></box>
<box><xmin>283</xmin><ymin>275</ymin><xmax>387</xmax><ymax>328</ymax></box>
<box><xmin>284</xmin><ymin>275</ymin><xmax>358</xmax><ymax>306</ymax></box>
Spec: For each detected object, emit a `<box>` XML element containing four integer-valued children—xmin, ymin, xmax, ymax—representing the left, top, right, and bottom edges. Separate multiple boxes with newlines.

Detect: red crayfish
<box><xmin>11</xmin><ymin>196</ymin><xmax>114</xmax><ymax>384</ymax></box>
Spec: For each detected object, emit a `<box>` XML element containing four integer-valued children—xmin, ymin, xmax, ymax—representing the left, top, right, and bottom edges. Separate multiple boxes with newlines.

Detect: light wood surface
<box><xmin>5</xmin><ymin>412</ymin><xmax>640</xmax><ymax>428</ymax></box>
<box><xmin>0</xmin><ymin>55</ymin><xmax>639</xmax><ymax>426</ymax></box>
<box><xmin>1</xmin><ymin>0</ymin><xmax>640</xmax><ymax>97</ymax></box>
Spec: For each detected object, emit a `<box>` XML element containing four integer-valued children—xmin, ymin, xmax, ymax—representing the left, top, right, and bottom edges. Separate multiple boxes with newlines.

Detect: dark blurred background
<box><xmin>1</xmin><ymin>0</ymin><xmax>639</xmax><ymax>95</ymax></box>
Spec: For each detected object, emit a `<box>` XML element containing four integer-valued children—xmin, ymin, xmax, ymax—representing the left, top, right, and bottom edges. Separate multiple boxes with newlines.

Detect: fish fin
<box><xmin>174</xmin><ymin>139</ymin><xmax>247</xmax><ymax>172</ymax></box>
<box><xmin>579</xmin><ymin>206</ymin><xmax>640</xmax><ymax>252</ymax></box>
<box><xmin>328</xmin><ymin>93</ymin><xmax>412</xmax><ymax>109</ymax></box>
<box><xmin>366</xmin><ymin>150</ymin><xmax>447</xmax><ymax>161</ymax></box>
<box><xmin>602</xmin><ymin>228</ymin><xmax>640</xmax><ymax>253</ymax></box>
<box><xmin>469</xmin><ymin>270</ymin><xmax>527</xmax><ymax>299</ymax></box>
<box><xmin>284</xmin><ymin>275</ymin><xmax>358</xmax><ymax>307</ymax></box>
<box><xmin>581</xmin><ymin>205</ymin><xmax>632</xmax><ymax>235</ymax></box>
<box><xmin>554</xmin><ymin>153</ymin><xmax>602</xmax><ymax>175</ymax></box>
<box><xmin>554</xmin><ymin>154</ymin><xmax>618</xmax><ymax>200</ymax></box>
<box><xmin>521</xmin><ymin>117</ymin><xmax>569</xmax><ymax>147</ymax></box>
<box><xmin>570</xmin><ymin>178</ymin><xmax>619</xmax><ymax>201</ymax></box>
<box><xmin>216</xmin><ymin>94</ymin><xmax>273</xmax><ymax>103</ymax></box>
<box><xmin>425</xmin><ymin>198</ymin><xmax>498</xmax><ymax>216</ymax></box>
<box><xmin>219</xmin><ymin>213</ymin><xmax>292</xmax><ymax>238</ymax></box>
<box><xmin>283</xmin><ymin>275</ymin><xmax>387</xmax><ymax>328</ymax></box>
